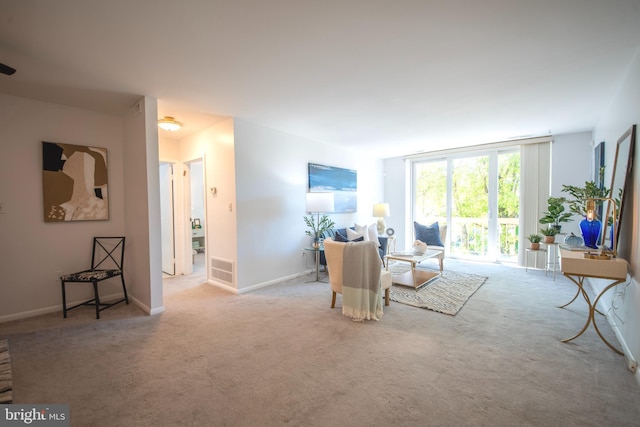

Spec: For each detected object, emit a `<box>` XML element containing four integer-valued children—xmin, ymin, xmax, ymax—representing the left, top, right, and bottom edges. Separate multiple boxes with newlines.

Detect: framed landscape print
<box><xmin>42</xmin><ymin>141</ymin><xmax>109</xmax><ymax>222</ymax></box>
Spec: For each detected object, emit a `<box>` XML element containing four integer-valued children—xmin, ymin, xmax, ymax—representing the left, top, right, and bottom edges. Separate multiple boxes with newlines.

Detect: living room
<box><xmin>1</xmin><ymin>1</ymin><xmax>640</xmax><ymax>424</ymax></box>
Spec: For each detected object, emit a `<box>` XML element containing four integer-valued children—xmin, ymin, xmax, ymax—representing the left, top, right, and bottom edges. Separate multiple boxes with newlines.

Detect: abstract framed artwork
<box><xmin>308</xmin><ymin>162</ymin><xmax>357</xmax><ymax>213</ymax></box>
<box><xmin>594</xmin><ymin>141</ymin><xmax>605</xmax><ymax>190</ymax></box>
<box><xmin>42</xmin><ymin>141</ymin><xmax>109</xmax><ymax>222</ymax></box>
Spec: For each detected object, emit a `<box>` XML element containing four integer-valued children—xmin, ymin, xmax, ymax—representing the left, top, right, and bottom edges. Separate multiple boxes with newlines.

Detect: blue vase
<box><xmin>580</xmin><ymin>217</ymin><xmax>602</xmax><ymax>249</ymax></box>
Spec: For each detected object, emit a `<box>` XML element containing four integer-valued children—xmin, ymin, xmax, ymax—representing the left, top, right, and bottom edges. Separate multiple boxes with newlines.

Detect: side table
<box><xmin>524</xmin><ymin>247</ymin><xmax>547</xmax><ymax>272</ymax></box>
<box><xmin>304</xmin><ymin>246</ymin><xmax>325</xmax><ymax>282</ymax></box>
<box><xmin>543</xmin><ymin>242</ymin><xmax>560</xmax><ymax>281</ymax></box>
<box><xmin>385</xmin><ymin>235</ymin><xmax>397</xmax><ymax>255</ymax></box>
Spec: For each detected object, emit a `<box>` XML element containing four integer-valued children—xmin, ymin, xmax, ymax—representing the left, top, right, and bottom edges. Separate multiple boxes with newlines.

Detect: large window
<box><xmin>412</xmin><ymin>149</ymin><xmax>520</xmax><ymax>262</ymax></box>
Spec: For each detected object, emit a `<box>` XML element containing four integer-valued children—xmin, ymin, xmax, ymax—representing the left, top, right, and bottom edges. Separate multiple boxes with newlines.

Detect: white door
<box><xmin>159</xmin><ymin>162</ymin><xmax>175</xmax><ymax>275</ymax></box>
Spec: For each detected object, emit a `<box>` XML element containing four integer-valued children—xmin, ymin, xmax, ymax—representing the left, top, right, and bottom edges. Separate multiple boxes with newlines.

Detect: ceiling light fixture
<box><xmin>158</xmin><ymin>116</ymin><xmax>183</xmax><ymax>131</ymax></box>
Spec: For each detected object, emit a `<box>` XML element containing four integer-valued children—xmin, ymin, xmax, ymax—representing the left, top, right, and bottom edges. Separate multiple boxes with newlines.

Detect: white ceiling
<box><xmin>1</xmin><ymin>0</ymin><xmax>639</xmax><ymax>158</ymax></box>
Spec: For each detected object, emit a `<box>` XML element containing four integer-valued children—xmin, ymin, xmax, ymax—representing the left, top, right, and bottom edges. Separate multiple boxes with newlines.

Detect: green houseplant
<box><xmin>561</xmin><ymin>181</ymin><xmax>610</xmax><ymax>218</ymax></box>
<box><xmin>304</xmin><ymin>214</ymin><xmax>335</xmax><ymax>247</ymax></box>
<box><xmin>527</xmin><ymin>233</ymin><xmax>542</xmax><ymax>250</ymax></box>
<box><xmin>539</xmin><ymin>227</ymin><xmax>558</xmax><ymax>243</ymax></box>
<box><xmin>539</xmin><ymin>196</ymin><xmax>572</xmax><ymax>232</ymax></box>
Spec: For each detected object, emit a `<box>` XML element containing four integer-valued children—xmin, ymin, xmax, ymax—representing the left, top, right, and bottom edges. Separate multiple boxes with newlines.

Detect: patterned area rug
<box><xmin>388</xmin><ymin>263</ymin><xmax>487</xmax><ymax>315</ymax></box>
<box><xmin>0</xmin><ymin>338</ymin><xmax>12</xmax><ymax>403</ymax></box>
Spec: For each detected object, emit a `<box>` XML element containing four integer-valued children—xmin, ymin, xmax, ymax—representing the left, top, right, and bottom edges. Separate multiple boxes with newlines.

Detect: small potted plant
<box><xmin>304</xmin><ymin>214</ymin><xmax>335</xmax><ymax>248</ymax></box>
<box><xmin>540</xmin><ymin>227</ymin><xmax>558</xmax><ymax>244</ymax></box>
<box><xmin>539</xmin><ymin>196</ymin><xmax>572</xmax><ymax>233</ymax></box>
<box><xmin>527</xmin><ymin>234</ymin><xmax>543</xmax><ymax>250</ymax></box>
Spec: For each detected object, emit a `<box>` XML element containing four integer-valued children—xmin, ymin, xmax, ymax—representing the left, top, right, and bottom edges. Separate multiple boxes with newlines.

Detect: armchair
<box><xmin>324</xmin><ymin>238</ymin><xmax>392</xmax><ymax>321</ymax></box>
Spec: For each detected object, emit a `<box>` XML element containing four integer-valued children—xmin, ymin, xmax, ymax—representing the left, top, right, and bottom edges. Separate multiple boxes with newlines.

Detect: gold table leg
<box><xmin>592</xmin><ymin>280</ymin><xmax>624</xmax><ymax>355</ymax></box>
<box><xmin>561</xmin><ymin>273</ymin><xmax>624</xmax><ymax>354</ymax></box>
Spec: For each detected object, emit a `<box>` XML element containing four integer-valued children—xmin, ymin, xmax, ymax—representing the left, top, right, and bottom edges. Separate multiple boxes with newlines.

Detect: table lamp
<box><xmin>372</xmin><ymin>203</ymin><xmax>390</xmax><ymax>235</ymax></box>
<box><xmin>583</xmin><ymin>197</ymin><xmax>617</xmax><ymax>259</ymax></box>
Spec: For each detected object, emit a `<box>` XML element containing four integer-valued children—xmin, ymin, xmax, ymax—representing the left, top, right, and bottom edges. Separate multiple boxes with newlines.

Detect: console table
<box><xmin>559</xmin><ymin>248</ymin><xmax>628</xmax><ymax>354</ymax></box>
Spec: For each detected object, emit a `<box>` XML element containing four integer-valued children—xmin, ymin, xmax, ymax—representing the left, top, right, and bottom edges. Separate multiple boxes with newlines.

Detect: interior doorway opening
<box><xmin>161</xmin><ymin>158</ymin><xmax>208</xmax><ymax>295</ymax></box>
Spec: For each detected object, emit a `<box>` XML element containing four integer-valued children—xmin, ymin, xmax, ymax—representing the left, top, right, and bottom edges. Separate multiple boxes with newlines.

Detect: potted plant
<box><xmin>527</xmin><ymin>234</ymin><xmax>542</xmax><ymax>250</ymax></box>
<box><xmin>561</xmin><ymin>181</ymin><xmax>610</xmax><ymax>217</ymax></box>
<box><xmin>540</xmin><ymin>227</ymin><xmax>558</xmax><ymax>243</ymax></box>
<box><xmin>304</xmin><ymin>214</ymin><xmax>335</xmax><ymax>248</ymax></box>
<box><xmin>539</xmin><ymin>196</ymin><xmax>572</xmax><ymax>233</ymax></box>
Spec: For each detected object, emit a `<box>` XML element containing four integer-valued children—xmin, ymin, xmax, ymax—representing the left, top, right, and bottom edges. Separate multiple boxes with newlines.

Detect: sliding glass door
<box><xmin>412</xmin><ymin>149</ymin><xmax>520</xmax><ymax>262</ymax></box>
<box><xmin>450</xmin><ymin>155</ymin><xmax>490</xmax><ymax>258</ymax></box>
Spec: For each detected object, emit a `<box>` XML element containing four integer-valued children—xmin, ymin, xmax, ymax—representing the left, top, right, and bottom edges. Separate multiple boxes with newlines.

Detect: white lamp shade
<box><xmin>306</xmin><ymin>192</ymin><xmax>334</xmax><ymax>213</ymax></box>
<box><xmin>372</xmin><ymin>203</ymin><xmax>390</xmax><ymax>217</ymax></box>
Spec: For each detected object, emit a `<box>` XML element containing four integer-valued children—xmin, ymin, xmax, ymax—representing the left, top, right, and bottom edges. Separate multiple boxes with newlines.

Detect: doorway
<box><xmin>187</xmin><ymin>159</ymin><xmax>206</xmax><ymax>277</ymax></box>
<box><xmin>160</xmin><ymin>158</ymin><xmax>207</xmax><ymax>295</ymax></box>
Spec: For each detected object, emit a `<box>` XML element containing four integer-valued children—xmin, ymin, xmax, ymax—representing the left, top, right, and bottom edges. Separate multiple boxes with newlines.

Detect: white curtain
<box><xmin>519</xmin><ymin>141</ymin><xmax>551</xmax><ymax>266</ymax></box>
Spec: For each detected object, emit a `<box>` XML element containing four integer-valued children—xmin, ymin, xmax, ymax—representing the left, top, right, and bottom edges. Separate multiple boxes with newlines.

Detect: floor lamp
<box><xmin>306</xmin><ymin>192</ymin><xmax>335</xmax><ymax>243</ymax></box>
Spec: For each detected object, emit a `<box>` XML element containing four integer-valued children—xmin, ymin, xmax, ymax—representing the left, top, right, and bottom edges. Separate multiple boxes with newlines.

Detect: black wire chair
<box><xmin>60</xmin><ymin>237</ymin><xmax>128</xmax><ymax>319</ymax></box>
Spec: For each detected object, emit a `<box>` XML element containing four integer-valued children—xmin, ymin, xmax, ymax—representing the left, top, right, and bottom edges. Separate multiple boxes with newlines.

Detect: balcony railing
<box><xmin>443</xmin><ymin>217</ymin><xmax>519</xmax><ymax>262</ymax></box>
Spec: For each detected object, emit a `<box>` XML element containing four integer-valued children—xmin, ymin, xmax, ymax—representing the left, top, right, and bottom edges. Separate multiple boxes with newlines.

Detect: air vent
<box><xmin>210</xmin><ymin>257</ymin><xmax>234</xmax><ymax>285</ymax></box>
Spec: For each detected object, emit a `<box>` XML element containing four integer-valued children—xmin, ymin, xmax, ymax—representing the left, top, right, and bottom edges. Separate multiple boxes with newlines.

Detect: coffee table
<box><xmin>385</xmin><ymin>249</ymin><xmax>444</xmax><ymax>288</ymax></box>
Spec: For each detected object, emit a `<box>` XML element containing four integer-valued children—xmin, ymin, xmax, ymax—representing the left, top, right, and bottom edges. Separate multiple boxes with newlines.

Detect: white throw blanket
<box><xmin>341</xmin><ymin>241</ymin><xmax>383</xmax><ymax>321</ymax></box>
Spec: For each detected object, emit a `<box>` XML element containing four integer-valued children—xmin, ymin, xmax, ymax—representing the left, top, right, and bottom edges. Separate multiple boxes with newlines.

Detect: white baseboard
<box><xmin>208</xmin><ymin>269</ymin><xmax>315</xmax><ymax>295</ymax></box>
<box><xmin>0</xmin><ymin>292</ymin><xmax>152</xmax><ymax>323</ymax></box>
<box><xmin>0</xmin><ymin>305</ymin><xmax>60</xmax><ymax>323</ymax></box>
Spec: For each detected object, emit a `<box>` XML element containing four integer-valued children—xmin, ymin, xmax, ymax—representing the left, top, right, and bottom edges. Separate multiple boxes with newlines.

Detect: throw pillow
<box><xmin>334</xmin><ymin>231</ymin><xmax>349</xmax><ymax>242</ymax></box>
<box><xmin>354</xmin><ymin>223</ymin><xmax>369</xmax><ymax>241</ymax></box>
<box><xmin>346</xmin><ymin>228</ymin><xmax>365</xmax><ymax>241</ymax></box>
<box><xmin>414</xmin><ymin>221</ymin><xmax>444</xmax><ymax>247</ymax></box>
<box><xmin>354</xmin><ymin>223</ymin><xmax>380</xmax><ymax>247</ymax></box>
<box><xmin>367</xmin><ymin>223</ymin><xmax>380</xmax><ymax>247</ymax></box>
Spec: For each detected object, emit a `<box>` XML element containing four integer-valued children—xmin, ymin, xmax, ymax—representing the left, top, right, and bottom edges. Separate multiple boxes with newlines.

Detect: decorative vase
<box><xmin>563</xmin><ymin>233</ymin><xmax>583</xmax><ymax>247</ymax></box>
<box><xmin>579</xmin><ymin>217</ymin><xmax>602</xmax><ymax>249</ymax></box>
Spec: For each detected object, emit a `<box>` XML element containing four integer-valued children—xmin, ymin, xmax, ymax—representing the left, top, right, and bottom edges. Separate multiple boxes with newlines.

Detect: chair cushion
<box><xmin>414</xmin><ymin>221</ymin><xmax>445</xmax><ymax>247</ymax></box>
<box><xmin>61</xmin><ymin>269</ymin><xmax>122</xmax><ymax>281</ymax></box>
<box><xmin>380</xmin><ymin>270</ymin><xmax>392</xmax><ymax>290</ymax></box>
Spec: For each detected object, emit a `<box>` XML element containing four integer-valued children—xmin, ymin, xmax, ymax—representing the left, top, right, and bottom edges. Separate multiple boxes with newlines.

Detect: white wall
<box><xmin>123</xmin><ymin>96</ymin><xmax>164</xmax><ymax>315</ymax></box>
<box><xmin>383</xmin><ymin>157</ymin><xmax>408</xmax><ymax>250</ymax></box>
<box><xmin>550</xmin><ymin>131</ymin><xmax>593</xmax><ymax>237</ymax></box>
<box><xmin>180</xmin><ymin>119</ymin><xmax>238</xmax><ymax>287</ymax></box>
<box><xmin>0</xmin><ymin>93</ymin><xmax>126</xmax><ymax>321</ymax></box>
<box><xmin>233</xmin><ymin>120</ymin><xmax>385</xmax><ymax>291</ymax></box>
<box><xmin>592</xmin><ymin>46</ymin><xmax>640</xmax><ymax>379</ymax></box>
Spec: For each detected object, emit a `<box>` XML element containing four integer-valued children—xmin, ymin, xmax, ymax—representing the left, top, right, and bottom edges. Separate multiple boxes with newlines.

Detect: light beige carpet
<box><xmin>388</xmin><ymin>263</ymin><xmax>487</xmax><ymax>315</ymax></box>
